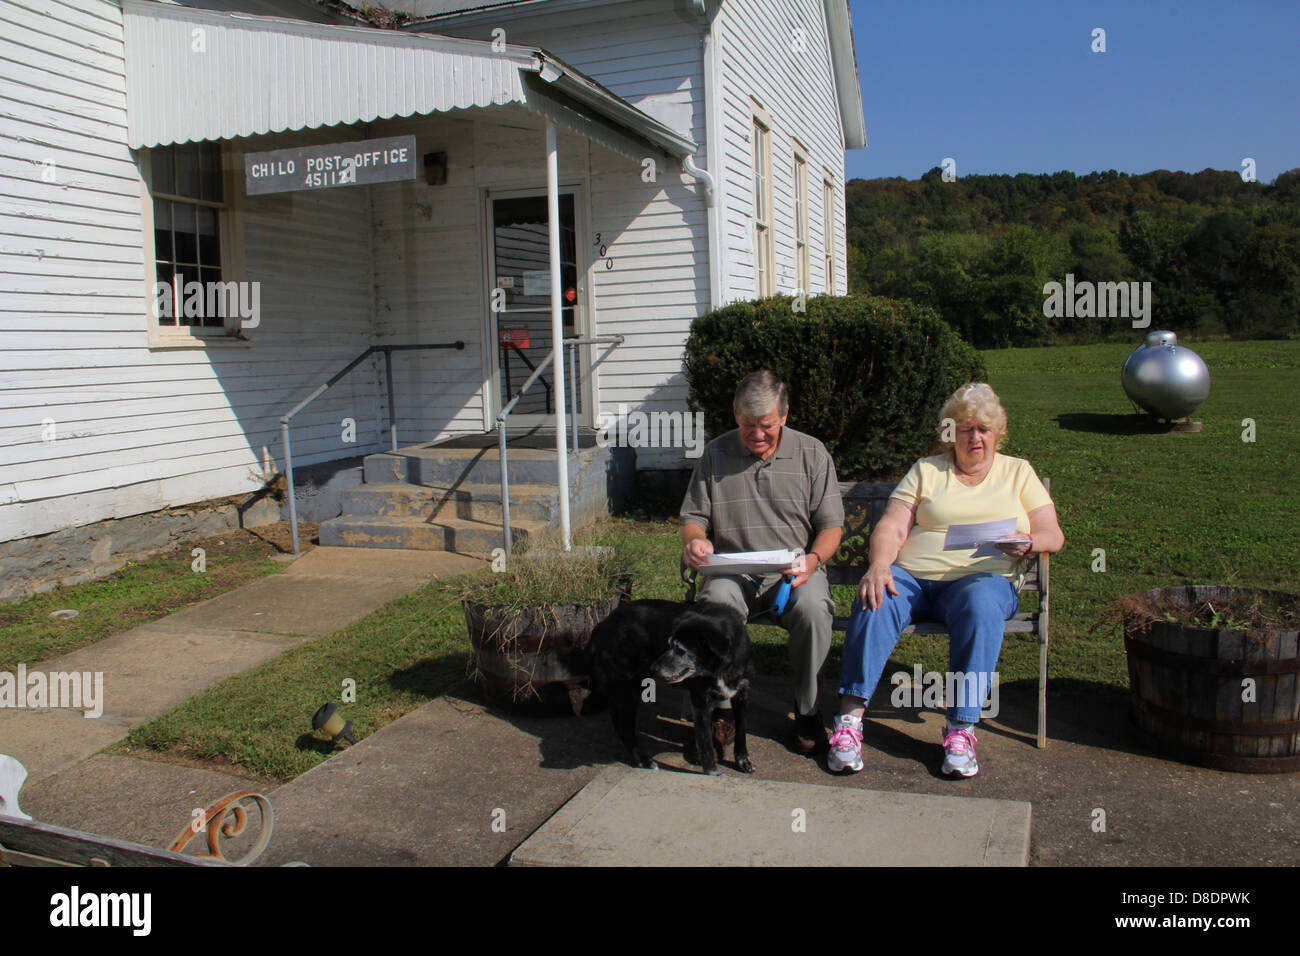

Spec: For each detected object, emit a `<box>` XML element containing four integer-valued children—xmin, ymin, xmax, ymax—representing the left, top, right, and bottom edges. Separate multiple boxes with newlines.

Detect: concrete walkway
<box><xmin>249</xmin><ymin>673</ymin><xmax>1300</xmax><ymax>867</ymax></box>
<box><xmin>4</xmin><ymin>547</ymin><xmax>481</xmax><ymax>784</ymax></box>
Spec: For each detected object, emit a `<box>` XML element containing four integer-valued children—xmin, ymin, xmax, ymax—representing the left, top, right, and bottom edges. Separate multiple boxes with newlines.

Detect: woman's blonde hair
<box><xmin>938</xmin><ymin>383</ymin><xmax>1007</xmax><ymax>453</ymax></box>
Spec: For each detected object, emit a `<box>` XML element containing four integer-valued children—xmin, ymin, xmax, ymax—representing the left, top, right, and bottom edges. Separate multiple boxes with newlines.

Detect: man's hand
<box><xmin>857</xmin><ymin>563</ymin><xmax>898</xmax><ymax>611</ymax></box>
<box><xmin>683</xmin><ymin>536</ymin><xmax>714</xmax><ymax>571</ymax></box>
<box><xmin>786</xmin><ymin>552</ymin><xmax>819</xmax><ymax>588</ymax></box>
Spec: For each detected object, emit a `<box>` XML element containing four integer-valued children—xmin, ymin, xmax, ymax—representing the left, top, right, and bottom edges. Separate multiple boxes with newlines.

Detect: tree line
<box><xmin>845</xmin><ymin>167</ymin><xmax>1300</xmax><ymax>347</ymax></box>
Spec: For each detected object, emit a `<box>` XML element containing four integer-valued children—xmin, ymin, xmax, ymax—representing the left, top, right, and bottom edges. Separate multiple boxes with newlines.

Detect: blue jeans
<box><xmin>838</xmin><ymin>566</ymin><xmax>1018</xmax><ymax>724</ymax></box>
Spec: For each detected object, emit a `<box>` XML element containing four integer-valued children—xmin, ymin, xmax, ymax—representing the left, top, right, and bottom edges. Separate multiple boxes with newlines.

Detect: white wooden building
<box><xmin>0</xmin><ymin>0</ymin><xmax>865</xmax><ymax>550</ymax></box>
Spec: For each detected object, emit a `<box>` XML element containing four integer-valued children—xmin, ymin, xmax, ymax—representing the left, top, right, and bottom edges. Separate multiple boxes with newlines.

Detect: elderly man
<box><xmin>680</xmin><ymin>370</ymin><xmax>843</xmax><ymax>754</ymax></box>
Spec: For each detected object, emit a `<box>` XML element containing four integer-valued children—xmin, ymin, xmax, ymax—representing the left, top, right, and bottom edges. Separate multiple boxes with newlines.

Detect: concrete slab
<box><xmin>18</xmin><ymin>754</ymin><xmax>274</xmax><ymax>856</ymax></box>
<box><xmin>510</xmin><ymin>767</ymin><xmax>1031</xmax><ymax>866</ymax></box>
<box><xmin>0</xmin><ymin>708</ymin><xmax>127</xmax><ymax>783</ymax></box>
<box><xmin>156</xmin><ymin>573</ymin><xmax>426</xmax><ymax>635</ymax></box>
<box><xmin>281</xmin><ymin>546</ymin><xmax>483</xmax><ymax>580</ymax></box>
<box><xmin>37</xmin><ymin>623</ymin><xmax>309</xmax><ymax>722</ymax></box>
<box><xmin>258</xmin><ymin>690</ymin><xmax>610</xmax><ymax>867</ymax></box>
<box><xmin>696</xmin><ymin>674</ymin><xmax>1300</xmax><ymax>867</ymax></box>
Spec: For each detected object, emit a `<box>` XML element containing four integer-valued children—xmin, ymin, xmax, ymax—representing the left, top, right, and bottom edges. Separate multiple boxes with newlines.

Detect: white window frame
<box><xmin>751</xmin><ymin>103</ymin><xmax>774</xmax><ymax>298</ymax></box>
<box><xmin>823</xmin><ymin>172</ymin><xmax>836</xmax><ymax>295</ymax></box>
<box><xmin>138</xmin><ymin>142</ymin><xmax>248</xmax><ymax>349</ymax></box>
<box><xmin>792</xmin><ymin>140</ymin><xmax>809</xmax><ymax>299</ymax></box>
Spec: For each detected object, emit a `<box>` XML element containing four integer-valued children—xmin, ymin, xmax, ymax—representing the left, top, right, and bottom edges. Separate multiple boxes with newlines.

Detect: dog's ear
<box><xmin>702</xmin><ymin>621</ymin><xmax>733</xmax><ymax>659</ymax></box>
<box><xmin>696</xmin><ymin>613</ymin><xmax>734</xmax><ymax>658</ymax></box>
<box><xmin>671</xmin><ymin>613</ymin><xmax>723</xmax><ymax>659</ymax></box>
<box><xmin>689</xmin><ymin>603</ymin><xmax>743</xmax><ymax>657</ymax></box>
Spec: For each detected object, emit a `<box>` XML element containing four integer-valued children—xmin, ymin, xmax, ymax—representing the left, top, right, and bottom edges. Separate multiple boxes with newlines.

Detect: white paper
<box><xmin>698</xmin><ymin>549</ymin><xmax>800</xmax><ymax>575</ymax></box>
<box><xmin>944</xmin><ymin>519</ymin><xmax>1025</xmax><ymax>556</ymax></box>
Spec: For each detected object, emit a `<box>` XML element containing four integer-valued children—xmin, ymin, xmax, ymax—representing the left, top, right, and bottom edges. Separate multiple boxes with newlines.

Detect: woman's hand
<box><xmin>859</xmin><ymin>499</ymin><xmax>915</xmax><ymax>610</ymax></box>
<box><xmin>995</xmin><ymin>534</ymin><xmax>1032</xmax><ymax>560</ymax></box>
<box><xmin>858</xmin><ymin>563</ymin><xmax>898</xmax><ymax>611</ymax></box>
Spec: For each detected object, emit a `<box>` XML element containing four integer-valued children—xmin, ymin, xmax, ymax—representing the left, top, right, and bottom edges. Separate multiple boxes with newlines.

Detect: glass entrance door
<box><xmin>488</xmin><ymin>191</ymin><xmax>585</xmax><ymax>425</ymax></box>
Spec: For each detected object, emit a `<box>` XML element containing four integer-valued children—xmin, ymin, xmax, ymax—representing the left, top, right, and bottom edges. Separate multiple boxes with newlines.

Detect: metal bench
<box><xmin>0</xmin><ymin>755</ymin><xmax>279</xmax><ymax>867</ymax></box>
<box><xmin>685</xmin><ymin>478</ymin><xmax>1051</xmax><ymax>747</ymax></box>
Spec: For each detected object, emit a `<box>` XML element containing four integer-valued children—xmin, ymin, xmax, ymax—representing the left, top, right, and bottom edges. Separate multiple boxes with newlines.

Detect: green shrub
<box><xmin>682</xmin><ymin>295</ymin><xmax>985</xmax><ymax>480</ymax></box>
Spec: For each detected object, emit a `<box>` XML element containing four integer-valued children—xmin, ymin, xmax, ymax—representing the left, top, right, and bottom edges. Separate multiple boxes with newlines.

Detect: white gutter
<box><xmin>823</xmin><ymin>0</ymin><xmax>867</xmax><ymax>149</ymax></box>
<box><xmin>530</xmin><ymin>50</ymin><xmax>697</xmax><ymax>159</ymax></box>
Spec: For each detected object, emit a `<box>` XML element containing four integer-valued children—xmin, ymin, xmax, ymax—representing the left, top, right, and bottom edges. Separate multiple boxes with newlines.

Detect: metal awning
<box><xmin>120</xmin><ymin>0</ymin><xmax>697</xmax><ymax>161</ymax></box>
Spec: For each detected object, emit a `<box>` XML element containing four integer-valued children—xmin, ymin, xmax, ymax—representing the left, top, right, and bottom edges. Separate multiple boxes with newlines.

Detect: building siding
<box><xmin>0</xmin><ymin>0</ymin><xmax>858</xmax><ymax>543</ymax></box>
<box><xmin>420</xmin><ymin>0</ymin><xmax>711</xmax><ymax>468</ymax></box>
<box><xmin>716</xmin><ymin>0</ymin><xmax>847</xmax><ymax>304</ymax></box>
<box><xmin>0</xmin><ymin>0</ymin><xmax>383</xmax><ymax>543</ymax></box>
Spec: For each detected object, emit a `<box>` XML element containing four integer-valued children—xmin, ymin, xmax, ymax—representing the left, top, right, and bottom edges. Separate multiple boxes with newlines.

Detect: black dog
<box><xmin>589</xmin><ymin>599</ymin><xmax>754</xmax><ymax>775</ymax></box>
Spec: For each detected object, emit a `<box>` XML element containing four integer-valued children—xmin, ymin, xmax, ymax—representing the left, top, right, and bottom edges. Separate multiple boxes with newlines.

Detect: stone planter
<box><xmin>1123</xmin><ymin>585</ymin><xmax>1300</xmax><ymax>773</ymax></box>
<box><xmin>463</xmin><ymin>595</ymin><xmax>621</xmax><ymax>717</ymax></box>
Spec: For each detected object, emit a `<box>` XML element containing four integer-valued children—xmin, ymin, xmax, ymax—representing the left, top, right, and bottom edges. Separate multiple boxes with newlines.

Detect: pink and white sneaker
<box><xmin>941</xmin><ymin>725</ymin><xmax>979</xmax><ymax>777</ymax></box>
<box><xmin>827</xmin><ymin>714</ymin><xmax>864</xmax><ymax>773</ymax></box>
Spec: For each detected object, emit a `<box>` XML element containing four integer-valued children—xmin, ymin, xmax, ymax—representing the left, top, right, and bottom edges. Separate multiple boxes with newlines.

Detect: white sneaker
<box><xmin>827</xmin><ymin>714</ymin><xmax>864</xmax><ymax>773</ymax></box>
<box><xmin>941</xmin><ymin>725</ymin><xmax>979</xmax><ymax>777</ymax></box>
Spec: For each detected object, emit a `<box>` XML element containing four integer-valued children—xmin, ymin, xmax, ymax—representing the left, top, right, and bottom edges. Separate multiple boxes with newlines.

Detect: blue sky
<box><xmin>844</xmin><ymin>0</ymin><xmax>1300</xmax><ymax>184</ymax></box>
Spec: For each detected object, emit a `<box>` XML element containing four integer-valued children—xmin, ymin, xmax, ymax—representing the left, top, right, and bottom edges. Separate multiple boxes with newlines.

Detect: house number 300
<box><xmin>594</xmin><ymin>233</ymin><xmax>614</xmax><ymax>270</ymax></box>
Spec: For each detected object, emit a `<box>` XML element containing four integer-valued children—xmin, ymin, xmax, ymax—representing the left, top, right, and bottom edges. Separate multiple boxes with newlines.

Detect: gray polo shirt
<box><xmin>679</xmin><ymin>426</ymin><xmax>844</xmax><ymax>554</ymax></box>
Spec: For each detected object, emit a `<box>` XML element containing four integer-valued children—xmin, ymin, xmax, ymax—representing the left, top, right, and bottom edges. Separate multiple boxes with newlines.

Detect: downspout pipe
<box><xmin>682</xmin><ymin>154</ymin><xmax>715</xmax><ymax>207</ymax></box>
<box><xmin>682</xmin><ymin>155</ymin><xmax>720</xmax><ymax>310</ymax></box>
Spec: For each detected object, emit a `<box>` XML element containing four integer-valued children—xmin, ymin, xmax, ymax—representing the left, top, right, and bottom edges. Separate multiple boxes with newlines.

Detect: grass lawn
<box><xmin>980</xmin><ymin>340</ymin><xmax>1300</xmax><ymax>688</ymax></box>
<box><xmin>110</xmin><ymin>339</ymin><xmax>1300</xmax><ymax>782</ymax></box>
<box><xmin>112</xmin><ymin>569</ymin><xmax>482</xmax><ymax>781</ymax></box>
<box><xmin>0</xmin><ymin>525</ymin><xmax>313</xmax><ymax>672</ymax></box>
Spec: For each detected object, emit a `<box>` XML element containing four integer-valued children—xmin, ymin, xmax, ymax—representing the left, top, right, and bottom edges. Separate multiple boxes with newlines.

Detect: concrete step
<box><xmin>364</xmin><ymin>442</ymin><xmax>610</xmax><ymax>488</ymax></box>
<box><xmin>318</xmin><ymin>513</ymin><xmax>547</xmax><ymax>556</ymax></box>
<box><xmin>340</xmin><ymin>482</ymin><xmax>560</xmax><ymax>523</ymax></box>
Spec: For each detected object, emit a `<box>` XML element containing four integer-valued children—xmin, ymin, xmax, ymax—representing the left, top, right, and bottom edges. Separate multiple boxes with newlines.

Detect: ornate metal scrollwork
<box><xmin>169</xmin><ymin>790</ymin><xmax>274</xmax><ymax>866</ymax></box>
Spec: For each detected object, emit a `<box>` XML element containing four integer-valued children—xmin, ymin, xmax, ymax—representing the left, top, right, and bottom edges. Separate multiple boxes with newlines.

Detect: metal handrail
<box><xmin>279</xmin><ymin>341</ymin><xmax>464</xmax><ymax>555</ymax></box>
<box><xmin>496</xmin><ymin>334</ymin><xmax>624</xmax><ymax>554</ymax></box>
<box><xmin>500</xmin><ymin>341</ymin><xmax>552</xmax><ymax>413</ymax></box>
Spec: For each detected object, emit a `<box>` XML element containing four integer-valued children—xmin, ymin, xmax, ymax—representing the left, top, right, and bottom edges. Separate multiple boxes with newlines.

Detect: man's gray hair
<box><xmin>733</xmin><ymin>370</ymin><xmax>789</xmax><ymax>417</ymax></box>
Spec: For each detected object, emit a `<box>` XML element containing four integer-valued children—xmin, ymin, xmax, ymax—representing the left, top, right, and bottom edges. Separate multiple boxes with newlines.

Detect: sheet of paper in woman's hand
<box><xmin>699</xmin><ymin>549</ymin><xmax>800</xmax><ymax>575</ymax></box>
<box><xmin>944</xmin><ymin>519</ymin><xmax>1021</xmax><ymax>551</ymax></box>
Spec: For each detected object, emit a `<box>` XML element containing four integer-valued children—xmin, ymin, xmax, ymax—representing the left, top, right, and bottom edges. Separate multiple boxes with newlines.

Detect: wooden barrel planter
<box><xmin>463</xmin><ymin>595</ymin><xmax>621</xmax><ymax>717</ymax></box>
<box><xmin>1123</xmin><ymin>585</ymin><xmax>1300</xmax><ymax>773</ymax></box>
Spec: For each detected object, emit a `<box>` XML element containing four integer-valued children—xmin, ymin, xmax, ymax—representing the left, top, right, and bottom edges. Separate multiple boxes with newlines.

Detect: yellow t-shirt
<box><xmin>892</xmin><ymin>453</ymin><xmax>1053</xmax><ymax>582</ymax></box>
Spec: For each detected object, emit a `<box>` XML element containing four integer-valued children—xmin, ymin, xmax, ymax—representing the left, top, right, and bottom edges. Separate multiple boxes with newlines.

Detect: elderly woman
<box><xmin>828</xmin><ymin>383</ymin><xmax>1063</xmax><ymax>777</ymax></box>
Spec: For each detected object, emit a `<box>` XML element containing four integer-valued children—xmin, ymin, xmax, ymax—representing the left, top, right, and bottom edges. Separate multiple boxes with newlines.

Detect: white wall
<box><xmin>0</xmin><ymin>0</ymin><xmax>859</xmax><ymax>547</ymax></box>
<box><xmin>366</xmin><ymin>109</ymin><xmax>603</xmax><ymax>439</ymax></box>
<box><xmin>423</xmin><ymin>0</ymin><xmax>716</xmax><ymax>468</ymax></box>
<box><xmin>427</xmin><ymin>0</ymin><xmax>855</xmax><ymax>466</ymax></box>
<box><xmin>716</xmin><ymin>0</ymin><xmax>848</xmax><ymax>303</ymax></box>
<box><xmin>0</xmin><ymin>0</ymin><xmax>380</xmax><ymax>542</ymax></box>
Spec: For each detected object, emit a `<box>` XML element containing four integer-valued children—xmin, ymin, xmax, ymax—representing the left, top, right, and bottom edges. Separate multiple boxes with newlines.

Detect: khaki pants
<box><xmin>697</xmin><ymin>568</ymin><xmax>834</xmax><ymax>717</ymax></box>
